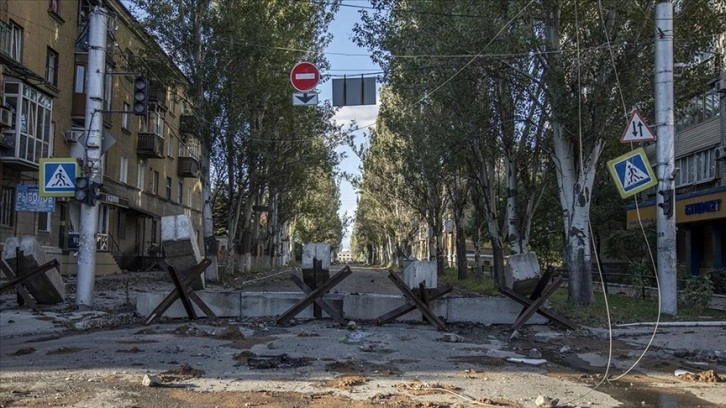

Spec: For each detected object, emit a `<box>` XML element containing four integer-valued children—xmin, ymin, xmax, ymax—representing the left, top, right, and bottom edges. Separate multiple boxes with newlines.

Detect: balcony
<box><xmin>179</xmin><ymin>115</ymin><xmax>194</xmax><ymax>135</ymax></box>
<box><xmin>137</xmin><ymin>132</ymin><xmax>164</xmax><ymax>158</ymax></box>
<box><xmin>177</xmin><ymin>156</ymin><xmax>200</xmax><ymax>178</ymax></box>
<box><xmin>148</xmin><ymin>82</ymin><xmax>167</xmax><ymax>111</ymax></box>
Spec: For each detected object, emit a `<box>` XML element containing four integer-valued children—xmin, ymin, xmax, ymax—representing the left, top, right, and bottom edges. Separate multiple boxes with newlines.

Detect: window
<box><xmin>166</xmin><ymin>177</ymin><xmax>172</xmax><ymax>200</ymax></box>
<box><xmin>0</xmin><ymin>186</ymin><xmax>15</xmax><ymax>227</ymax></box>
<box><xmin>675</xmin><ymin>149</ymin><xmax>716</xmax><ymax>187</ymax></box>
<box><xmin>74</xmin><ymin>65</ymin><xmax>85</xmax><ymax>93</ymax></box>
<box><xmin>9</xmin><ymin>21</ymin><xmax>22</xmax><ymax>62</ymax></box>
<box><xmin>117</xmin><ymin>212</ymin><xmax>126</xmax><ymax>240</ymax></box>
<box><xmin>137</xmin><ymin>162</ymin><xmax>145</xmax><ymax>188</ymax></box>
<box><xmin>103</xmin><ymin>61</ymin><xmax>113</xmax><ymax>123</ymax></box>
<box><xmin>119</xmin><ymin>156</ymin><xmax>128</xmax><ymax>183</ymax></box>
<box><xmin>2</xmin><ymin>81</ymin><xmax>53</xmax><ymax>164</ymax></box>
<box><xmin>45</xmin><ymin>48</ymin><xmax>59</xmax><ymax>86</ymax></box>
<box><xmin>151</xmin><ymin>170</ymin><xmax>159</xmax><ymax>195</ymax></box>
<box><xmin>49</xmin><ymin>0</ymin><xmax>59</xmax><ymax>14</ymax></box>
<box><xmin>187</xmin><ymin>187</ymin><xmax>192</xmax><ymax>207</ymax></box>
<box><xmin>167</xmin><ymin>135</ymin><xmax>174</xmax><ymax>158</ymax></box>
<box><xmin>178</xmin><ymin>181</ymin><xmax>183</xmax><ymax>203</ymax></box>
<box><xmin>38</xmin><ymin>212</ymin><xmax>51</xmax><ymax>232</ymax></box>
<box><xmin>122</xmin><ymin>102</ymin><xmax>130</xmax><ymax>130</ymax></box>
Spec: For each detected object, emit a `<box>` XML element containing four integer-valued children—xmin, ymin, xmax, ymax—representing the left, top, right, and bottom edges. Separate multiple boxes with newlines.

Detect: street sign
<box><xmin>607</xmin><ymin>147</ymin><xmax>658</xmax><ymax>198</ymax></box>
<box><xmin>39</xmin><ymin>158</ymin><xmax>79</xmax><ymax>197</ymax></box>
<box><xmin>290</xmin><ymin>62</ymin><xmax>320</xmax><ymax>92</ymax></box>
<box><xmin>621</xmin><ymin>110</ymin><xmax>656</xmax><ymax>143</ymax></box>
<box><xmin>292</xmin><ymin>92</ymin><xmax>318</xmax><ymax>106</ymax></box>
<box><xmin>16</xmin><ymin>184</ymin><xmax>55</xmax><ymax>212</ymax></box>
<box><xmin>332</xmin><ymin>77</ymin><xmax>377</xmax><ymax>107</ymax></box>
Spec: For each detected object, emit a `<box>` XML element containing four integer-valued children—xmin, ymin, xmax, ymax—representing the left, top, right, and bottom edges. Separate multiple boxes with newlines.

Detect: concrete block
<box><xmin>445</xmin><ymin>297</ymin><xmax>546</xmax><ymax>325</ymax></box>
<box><xmin>505</xmin><ymin>252</ymin><xmax>540</xmax><ymax>289</ymax></box>
<box><xmin>343</xmin><ymin>293</ymin><xmax>422</xmax><ymax>321</ymax></box>
<box><xmin>3</xmin><ymin>236</ymin><xmax>65</xmax><ymax>304</ymax></box>
<box><xmin>136</xmin><ymin>291</ymin><xmax>241</xmax><ymax>318</ymax></box>
<box><xmin>315</xmin><ymin>243</ymin><xmax>331</xmax><ymax>270</ymax></box>
<box><xmin>302</xmin><ymin>243</ymin><xmax>330</xmax><ymax>270</ymax></box>
<box><xmin>161</xmin><ymin>214</ymin><xmax>204</xmax><ymax>289</ymax></box>
<box><xmin>240</xmin><ymin>292</ymin><xmax>343</xmax><ymax>319</ymax></box>
<box><xmin>403</xmin><ymin>261</ymin><xmax>437</xmax><ymax>289</ymax></box>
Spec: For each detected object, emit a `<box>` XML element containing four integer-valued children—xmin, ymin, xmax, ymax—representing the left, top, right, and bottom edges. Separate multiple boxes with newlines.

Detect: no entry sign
<box><xmin>290</xmin><ymin>62</ymin><xmax>320</xmax><ymax>92</ymax></box>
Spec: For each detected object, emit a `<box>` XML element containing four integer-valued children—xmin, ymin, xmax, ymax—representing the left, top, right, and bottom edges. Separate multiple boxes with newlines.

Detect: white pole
<box><xmin>76</xmin><ymin>6</ymin><xmax>108</xmax><ymax>308</ymax></box>
<box><xmin>655</xmin><ymin>1</ymin><xmax>677</xmax><ymax>315</ymax></box>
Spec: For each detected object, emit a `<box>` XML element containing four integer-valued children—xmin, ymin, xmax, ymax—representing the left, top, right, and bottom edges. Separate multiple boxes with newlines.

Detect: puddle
<box><xmin>597</xmin><ymin>383</ymin><xmax>719</xmax><ymax>407</ymax></box>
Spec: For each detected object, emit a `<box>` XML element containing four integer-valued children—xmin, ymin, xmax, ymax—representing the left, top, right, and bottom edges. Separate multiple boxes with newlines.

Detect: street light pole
<box><xmin>76</xmin><ymin>5</ymin><xmax>108</xmax><ymax>308</ymax></box>
<box><xmin>654</xmin><ymin>1</ymin><xmax>677</xmax><ymax>315</ymax></box>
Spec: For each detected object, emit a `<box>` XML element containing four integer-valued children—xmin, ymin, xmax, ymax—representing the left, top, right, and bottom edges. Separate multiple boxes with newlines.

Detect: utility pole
<box><xmin>76</xmin><ymin>5</ymin><xmax>108</xmax><ymax>308</ymax></box>
<box><xmin>655</xmin><ymin>1</ymin><xmax>677</xmax><ymax>315</ymax></box>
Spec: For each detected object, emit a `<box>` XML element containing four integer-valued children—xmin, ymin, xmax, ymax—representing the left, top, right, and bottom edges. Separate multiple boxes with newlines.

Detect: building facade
<box><xmin>0</xmin><ymin>0</ymin><xmax>203</xmax><ymax>273</ymax></box>
<box><xmin>626</xmin><ymin>75</ymin><xmax>726</xmax><ymax>276</ymax></box>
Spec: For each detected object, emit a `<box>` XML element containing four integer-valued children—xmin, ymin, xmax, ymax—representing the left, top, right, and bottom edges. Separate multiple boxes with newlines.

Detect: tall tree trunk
<box><xmin>193</xmin><ymin>0</ymin><xmax>217</xmax><ymax>282</ymax></box>
<box><xmin>552</xmin><ymin>123</ymin><xmax>601</xmax><ymax>305</ymax></box>
<box><xmin>455</xmin><ymin>217</ymin><xmax>467</xmax><ymax>280</ymax></box>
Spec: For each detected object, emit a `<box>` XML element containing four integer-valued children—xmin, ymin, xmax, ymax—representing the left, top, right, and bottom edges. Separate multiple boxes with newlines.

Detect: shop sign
<box><xmin>684</xmin><ymin>199</ymin><xmax>721</xmax><ymax>216</ymax></box>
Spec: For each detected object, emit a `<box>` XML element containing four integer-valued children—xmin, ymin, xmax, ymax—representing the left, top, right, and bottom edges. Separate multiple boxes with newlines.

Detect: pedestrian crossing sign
<box><xmin>607</xmin><ymin>148</ymin><xmax>657</xmax><ymax>199</ymax></box>
<box><xmin>39</xmin><ymin>158</ymin><xmax>79</xmax><ymax>197</ymax></box>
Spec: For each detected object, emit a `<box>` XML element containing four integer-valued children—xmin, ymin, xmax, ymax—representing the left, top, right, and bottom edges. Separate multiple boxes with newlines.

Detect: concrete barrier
<box><xmin>136</xmin><ymin>291</ymin><xmax>549</xmax><ymax>325</ymax></box>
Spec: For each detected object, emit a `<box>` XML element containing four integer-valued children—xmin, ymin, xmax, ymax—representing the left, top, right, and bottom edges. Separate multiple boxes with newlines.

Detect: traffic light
<box><xmin>658</xmin><ymin>189</ymin><xmax>674</xmax><ymax>218</ymax></box>
<box><xmin>133</xmin><ymin>77</ymin><xmax>149</xmax><ymax>116</ymax></box>
<box><xmin>74</xmin><ymin>177</ymin><xmax>102</xmax><ymax>206</ymax></box>
<box><xmin>74</xmin><ymin>176</ymin><xmax>89</xmax><ymax>204</ymax></box>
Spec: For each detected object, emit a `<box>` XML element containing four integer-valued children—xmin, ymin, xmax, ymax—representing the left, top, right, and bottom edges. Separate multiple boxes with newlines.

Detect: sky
<box><xmin>318</xmin><ymin>1</ymin><xmax>381</xmax><ymax>250</ymax></box>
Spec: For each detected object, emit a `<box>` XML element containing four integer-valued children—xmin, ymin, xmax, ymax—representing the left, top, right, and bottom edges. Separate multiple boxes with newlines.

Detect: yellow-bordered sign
<box><xmin>607</xmin><ymin>147</ymin><xmax>658</xmax><ymax>198</ymax></box>
<box><xmin>39</xmin><ymin>158</ymin><xmax>79</xmax><ymax>197</ymax></box>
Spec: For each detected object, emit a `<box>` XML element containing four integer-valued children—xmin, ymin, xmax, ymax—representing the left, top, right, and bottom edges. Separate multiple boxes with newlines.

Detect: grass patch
<box><xmin>439</xmin><ymin>268</ymin><xmax>498</xmax><ymax>296</ymax></box>
<box><xmin>549</xmin><ymin>289</ymin><xmax>726</xmax><ymax>327</ymax></box>
<box><xmin>439</xmin><ymin>268</ymin><xmax>726</xmax><ymax>326</ymax></box>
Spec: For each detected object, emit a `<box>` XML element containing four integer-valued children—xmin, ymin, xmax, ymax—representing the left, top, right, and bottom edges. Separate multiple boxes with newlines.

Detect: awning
<box><xmin>127</xmin><ymin>205</ymin><xmax>159</xmax><ymax>219</ymax></box>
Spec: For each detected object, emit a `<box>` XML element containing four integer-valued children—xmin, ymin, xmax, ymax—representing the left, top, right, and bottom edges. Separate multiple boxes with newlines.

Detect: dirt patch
<box><xmin>173</xmin><ymin>324</ymin><xmax>213</xmax><ymax>337</ymax></box>
<box><xmin>217</xmin><ymin>326</ymin><xmax>245</xmax><ymax>340</ymax></box>
<box><xmin>325</xmin><ymin>360</ymin><xmax>402</xmax><ymax>376</ymax></box>
<box><xmin>166</xmin><ymin>389</ymin><xmax>449</xmax><ymax>408</ymax></box>
<box><xmin>160</xmin><ymin>363</ymin><xmax>205</xmax><ymax>381</ymax></box>
<box><xmin>681</xmin><ymin>369</ymin><xmax>723</xmax><ymax>383</ymax></box>
<box><xmin>448</xmin><ymin>354</ymin><xmax>506</xmax><ymax>367</ymax></box>
<box><xmin>0</xmin><ymin>389</ymin><xmax>94</xmax><ymax>408</ymax></box>
<box><xmin>8</xmin><ymin>347</ymin><xmax>35</xmax><ymax>356</ymax></box>
<box><xmin>323</xmin><ymin>375</ymin><xmax>369</xmax><ymax>388</ymax></box>
<box><xmin>116</xmin><ymin>346</ymin><xmax>143</xmax><ymax>353</ymax></box>
<box><xmin>247</xmin><ymin>353</ymin><xmax>312</xmax><ymax>369</ymax></box>
<box><xmin>394</xmin><ymin>380</ymin><xmax>462</xmax><ymax>395</ymax></box>
<box><xmin>46</xmin><ymin>346</ymin><xmax>83</xmax><ymax>355</ymax></box>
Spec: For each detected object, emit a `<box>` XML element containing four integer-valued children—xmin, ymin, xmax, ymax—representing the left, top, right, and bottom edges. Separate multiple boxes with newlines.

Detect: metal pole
<box><xmin>76</xmin><ymin>6</ymin><xmax>108</xmax><ymax>308</ymax></box>
<box><xmin>655</xmin><ymin>1</ymin><xmax>677</xmax><ymax>315</ymax></box>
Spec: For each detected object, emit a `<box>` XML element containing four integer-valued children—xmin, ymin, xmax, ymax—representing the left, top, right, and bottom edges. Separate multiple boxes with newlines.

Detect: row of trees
<box><xmin>129</xmin><ymin>0</ymin><xmax>347</xmax><ymax>277</ymax></box>
<box><xmin>351</xmin><ymin>0</ymin><xmax>723</xmax><ymax>305</ymax></box>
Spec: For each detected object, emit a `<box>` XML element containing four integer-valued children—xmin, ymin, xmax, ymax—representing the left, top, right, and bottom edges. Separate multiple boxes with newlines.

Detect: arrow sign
<box><xmin>607</xmin><ymin>147</ymin><xmax>658</xmax><ymax>198</ymax></box>
<box><xmin>292</xmin><ymin>92</ymin><xmax>318</xmax><ymax>106</ymax></box>
<box><xmin>620</xmin><ymin>110</ymin><xmax>656</xmax><ymax>143</ymax></box>
<box><xmin>39</xmin><ymin>158</ymin><xmax>79</xmax><ymax>197</ymax></box>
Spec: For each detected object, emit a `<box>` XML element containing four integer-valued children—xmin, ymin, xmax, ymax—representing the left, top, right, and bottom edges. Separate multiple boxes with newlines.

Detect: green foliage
<box><xmin>681</xmin><ymin>275</ymin><xmax>714</xmax><ymax>312</ymax></box>
<box><xmin>706</xmin><ymin>269</ymin><xmax>726</xmax><ymax>295</ymax></box>
<box><xmin>439</xmin><ymin>268</ymin><xmax>498</xmax><ymax>296</ymax></box>
<box><xmin>549</xmin><ymin>289</ymin><xmax>726</xmax><ymax>327</ymax></box>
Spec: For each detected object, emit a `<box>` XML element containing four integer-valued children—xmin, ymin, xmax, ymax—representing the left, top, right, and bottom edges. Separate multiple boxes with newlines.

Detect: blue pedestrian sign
<box><xmin>607</xmin><ymin>147</ymin><xmax>657</xmax><ymax>199</ymax></box>
<box><xmin>39</xmin><ymin>158</ymin><xmax>79</xmax><ymax>197</ymax></box>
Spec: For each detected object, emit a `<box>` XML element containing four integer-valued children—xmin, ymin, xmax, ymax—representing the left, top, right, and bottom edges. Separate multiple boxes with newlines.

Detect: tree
<box><xmin>531</xmin><ymin>0</ymin><xmax>723</xmax><ymax>305</ymax></box>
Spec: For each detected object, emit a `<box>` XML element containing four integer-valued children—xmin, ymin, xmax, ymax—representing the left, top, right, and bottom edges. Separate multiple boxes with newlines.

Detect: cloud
<box><xmin>333</xmin><ymin>104</ymin><xmax>379</xmax><ymax>129</ymax></box>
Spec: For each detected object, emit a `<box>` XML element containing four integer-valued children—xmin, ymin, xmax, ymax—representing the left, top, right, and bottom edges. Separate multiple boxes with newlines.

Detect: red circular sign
<box><xmin>290</xmin><ymin>62</ymin><xmax>320</xmax><ymax>92</ymax></box>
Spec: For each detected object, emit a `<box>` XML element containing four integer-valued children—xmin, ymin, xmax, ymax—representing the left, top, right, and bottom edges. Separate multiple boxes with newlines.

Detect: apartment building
<box><xmin>0</xmin><ymin>0</ymin><xmax>203</xmax><ymax>273</ymax></box>
<box><xmin>627</xmin><ymin>74</ymin><xmax>726</xmax><ymax>276</ymax></box>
